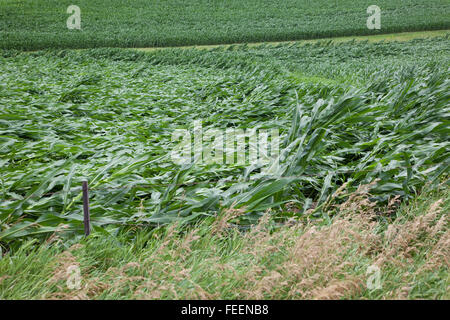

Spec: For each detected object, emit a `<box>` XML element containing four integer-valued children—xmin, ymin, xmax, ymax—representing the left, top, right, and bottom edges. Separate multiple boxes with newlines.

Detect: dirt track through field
<box><xmin>135</xmin><ymin>30</ymin><xmax>450</xmax><ymax>52</ymax></box>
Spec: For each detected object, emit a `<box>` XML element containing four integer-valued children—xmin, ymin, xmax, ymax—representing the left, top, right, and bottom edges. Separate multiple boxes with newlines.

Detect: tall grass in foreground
<box><xmin>0</xmin><ymin>182</ymin><xmax>448</xmax><ymax>299</ymax></box>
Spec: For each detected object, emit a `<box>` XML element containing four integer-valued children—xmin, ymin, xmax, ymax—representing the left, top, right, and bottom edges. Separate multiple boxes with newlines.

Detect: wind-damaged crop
<box><xmin>0</xmin><ymin>38</ymin><xmax>449</xmax><ymax>248</ymax></box>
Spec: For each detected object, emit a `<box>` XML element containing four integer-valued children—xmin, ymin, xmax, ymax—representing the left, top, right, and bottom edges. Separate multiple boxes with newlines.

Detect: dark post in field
<box><xmin>82</xmin><ymin>181</ymin><xmax>91</xmax><ymax>236</ymax></box>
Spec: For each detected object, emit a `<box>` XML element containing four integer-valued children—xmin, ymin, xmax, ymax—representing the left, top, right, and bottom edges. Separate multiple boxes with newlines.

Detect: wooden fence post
<box><xmin>82</xmin><ymin>181</ymin><xmax>90</xmax><ymax>236</ymax></box>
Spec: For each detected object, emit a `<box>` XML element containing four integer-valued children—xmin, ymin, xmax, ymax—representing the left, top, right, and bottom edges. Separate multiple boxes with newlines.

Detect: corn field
<box><xmin>1</xmin><ymin>37</ymin><xmax>449</xmax><ymax>249</ymax></box>
<box><xmin>0</xmin><ymin>0</ymin><xmax>449</xmax><ymax>50</ymax></box>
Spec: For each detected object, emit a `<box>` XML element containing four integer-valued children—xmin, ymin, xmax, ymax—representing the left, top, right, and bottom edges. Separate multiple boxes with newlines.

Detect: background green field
<box><xmin>0</xmin><ymin>0</ymin><xmax>449</xmax><ymax>50</ymax></box>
